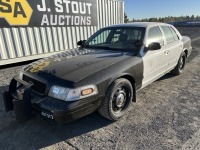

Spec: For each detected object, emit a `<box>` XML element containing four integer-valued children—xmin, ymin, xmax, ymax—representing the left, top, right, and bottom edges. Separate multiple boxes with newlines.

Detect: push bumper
<box><xmin>3</xmin><ymin>77</ymin><xmax>33</xmax><ymax>123</ymax></box>
<box><xmin>2</xmin><ymin>77</ymin><xmax>102</xmax><ymax>123</ymax></box>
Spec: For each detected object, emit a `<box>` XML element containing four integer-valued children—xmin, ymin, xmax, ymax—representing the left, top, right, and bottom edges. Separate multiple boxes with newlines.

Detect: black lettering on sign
<box><xmin>0</xmin><ymin>0</ymin><xmax>12</xmax><ymax>13</ymax></box>
<box><xmin>14</xmin><ymin>2</ymin><xmax>27</xmax><ymax>18</ymax></box>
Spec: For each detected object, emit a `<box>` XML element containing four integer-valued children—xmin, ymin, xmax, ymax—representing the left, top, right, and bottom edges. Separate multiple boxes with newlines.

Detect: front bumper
<box><xmin>2</xmin><ymin>77</ymin><xmax>103</xmax><ymax>123</ymax></box>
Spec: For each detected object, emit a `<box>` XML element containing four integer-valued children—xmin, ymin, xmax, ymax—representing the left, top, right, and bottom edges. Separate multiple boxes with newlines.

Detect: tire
<box><xmin>98</xmin><ymin>78</ymin><xmax>133</xmax><ymax>121</ymax></box>
<box><xmin>171</xmin><ymin>52</ymin><xmax>186</xmax><ymax>75</ymax></box>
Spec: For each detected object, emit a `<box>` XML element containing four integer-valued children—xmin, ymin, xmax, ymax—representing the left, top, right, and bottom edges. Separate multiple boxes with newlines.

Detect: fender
<box><xmin>108</xmin><ymin>73</ymin><xmax>137</xmax><ymax>102</ymax></box>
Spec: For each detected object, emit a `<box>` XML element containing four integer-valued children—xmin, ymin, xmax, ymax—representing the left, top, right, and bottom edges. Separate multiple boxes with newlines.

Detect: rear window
<box><xmin>170</xmin><ymin>27</ymin><xmax>179</xmax><ymax>41</ymax></box>
<box><xmin>161</xmin><ymin>26</ymin><xmax>175</xmax><ymax>44</ymax></box>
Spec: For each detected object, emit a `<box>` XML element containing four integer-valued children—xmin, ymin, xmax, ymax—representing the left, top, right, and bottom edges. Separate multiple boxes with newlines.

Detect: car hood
<box><xmin>23</xmin><ymin>48</ymin><xmax>135</xmax><ymax>82</ymax></box>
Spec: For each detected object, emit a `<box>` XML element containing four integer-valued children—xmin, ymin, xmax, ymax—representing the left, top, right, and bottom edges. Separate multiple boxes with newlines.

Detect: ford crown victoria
<box><xmin>3</xmin><ymin>22</ymin><xmax>192</xmax><ymax>123</ymax></box>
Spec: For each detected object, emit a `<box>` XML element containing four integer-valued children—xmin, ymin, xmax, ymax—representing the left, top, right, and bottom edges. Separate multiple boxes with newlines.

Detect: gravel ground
<box><xmin>0</xmin><ymin>27</ymin><xmax>200</xmax><ymax>150</ymax></box>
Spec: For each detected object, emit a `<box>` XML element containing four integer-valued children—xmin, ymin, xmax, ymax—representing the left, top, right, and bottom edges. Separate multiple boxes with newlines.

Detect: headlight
<box><xmin>48</xmin><ymin>86</ymin><xmax>70</xmax><ymax>101</ymax></box>
<box><xmin>48</xmin><ymin>85</ymin><xmax>98</xmax><ymax>101</ymax></box>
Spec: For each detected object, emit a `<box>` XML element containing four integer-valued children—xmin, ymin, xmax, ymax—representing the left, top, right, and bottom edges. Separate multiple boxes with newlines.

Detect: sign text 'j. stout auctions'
<box><xmin>0</xmin><ymin>0</ymin><xmax>97</xmax><ymax>27</ymax></box>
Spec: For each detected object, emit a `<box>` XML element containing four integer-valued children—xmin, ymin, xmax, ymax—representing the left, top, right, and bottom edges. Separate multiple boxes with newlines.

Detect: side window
<box><xmin>161</xmin><ymin>26</ymin><xmax>175</xmax><ymax>44</ymax></box>
<box><xmin>127</xmin><ymin>30</ymin><xmax>142</xmax><ymax>40</ymax></box>
<box><xmin>170</xmin><ymin>27</ymin><xmax>179</xmax><ymax>41</ymax></box>
<box><xmin>148</xmin><ymin>26</ymin><xmax>164</xmax><ymax>46</ymax></box>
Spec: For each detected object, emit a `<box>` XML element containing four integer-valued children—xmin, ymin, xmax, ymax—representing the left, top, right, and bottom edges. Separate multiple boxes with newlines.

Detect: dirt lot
<box><xmin>0</xmin><ymin>27</ymin><xmax>200</xmax><ymax>150</ymax></box>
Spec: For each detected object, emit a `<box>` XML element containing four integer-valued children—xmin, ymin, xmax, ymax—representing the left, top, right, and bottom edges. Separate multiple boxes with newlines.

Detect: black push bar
<box><xmin>2</xmin><ymin>77</ymin><xmax>34</xmax><ymax>123</ymax></box>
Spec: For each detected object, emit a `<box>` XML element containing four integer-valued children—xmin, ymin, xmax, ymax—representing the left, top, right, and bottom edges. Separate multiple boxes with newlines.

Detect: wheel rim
<box><xmin>112</xmin><ymin>86</ymin><xmax>130</xmax><ymax>114</ymax></box>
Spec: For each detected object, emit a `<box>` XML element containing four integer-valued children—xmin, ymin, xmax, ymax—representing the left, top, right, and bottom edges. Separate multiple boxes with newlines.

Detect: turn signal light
<box><xmin>81</xmin><ymin>88</ymin><xmax>94</xmax><ymax>96</ymax></box>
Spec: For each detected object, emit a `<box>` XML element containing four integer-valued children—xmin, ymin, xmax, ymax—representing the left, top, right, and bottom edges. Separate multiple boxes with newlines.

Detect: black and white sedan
<box><xmin>3</xmin><ymin>22</ymin><xmax>192</xmax><ymax>123</ymax></box>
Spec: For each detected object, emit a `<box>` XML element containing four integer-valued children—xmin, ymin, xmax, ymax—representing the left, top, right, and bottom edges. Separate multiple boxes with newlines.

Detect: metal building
<box><xmin>0</xmin><ymin>0</ymin><xmax>124</xmax><ymax>66</ymax></box>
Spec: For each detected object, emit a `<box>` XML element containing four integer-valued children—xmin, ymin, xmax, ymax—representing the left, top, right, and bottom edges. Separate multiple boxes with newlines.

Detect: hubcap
<box><xmin>112</xmin><ymin>87</ymin><xmax>128</xmax><ymax>113</ymax></box>
<box><xmin>116</xmin><ymin>93</ymin><xmax>125</xmax><ymax>107</ymax></box>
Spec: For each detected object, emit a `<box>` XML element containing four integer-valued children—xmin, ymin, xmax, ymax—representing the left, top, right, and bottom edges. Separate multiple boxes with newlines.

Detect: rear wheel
<box><xmin>171</xmin><ymin>52</ymin><xmax>186</xmax><ymax>75</ymax></box>
<box><xmin>98</xmin><ymin>78</ymin><xmax>133</xmax><ymax>121</ymax></box>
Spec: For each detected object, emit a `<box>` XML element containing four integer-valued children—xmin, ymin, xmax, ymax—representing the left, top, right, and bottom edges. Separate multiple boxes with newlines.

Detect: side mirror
<box><xmin>147</xmin><ymin>42</ymin><xmax>161</xmax><ymax>50</ymax></box>
<box><xmin>135</xmin><ymin>40</ymin><xmax>143</xmax><ymax>48</ymax></box>
<box><xmin>77</xmin><ymin>40</ymin><xmax>86</xmax><ymax>46</ymax></box>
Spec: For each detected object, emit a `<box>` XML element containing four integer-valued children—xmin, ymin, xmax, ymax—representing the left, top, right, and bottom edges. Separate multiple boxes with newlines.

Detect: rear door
<box><xmin>160</xmin><ymin>26</ymin><xmax>183</xmax><ymax>71</ymax></box>
<box><xmin>142</xmin><ymin>26</ymin><xmax>169</xmax><ymax>88</ymax></box>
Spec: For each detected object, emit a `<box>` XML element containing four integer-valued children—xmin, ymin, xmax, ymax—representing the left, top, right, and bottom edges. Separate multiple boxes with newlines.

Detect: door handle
<box><xmin>164</xmin><ymin>51</ymin><xmax>169</xmax><ymax>55</ymax></box>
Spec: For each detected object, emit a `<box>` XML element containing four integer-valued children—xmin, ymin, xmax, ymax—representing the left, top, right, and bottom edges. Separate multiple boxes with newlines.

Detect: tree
<box><xmin>186</xmin><ymin>15</ymin><xmax>190</xmax><ymax>21</ymax></box>
<box><xmin>191</xmin><ymin>15</ymin><xmax>194</xmax><ymax>21</ymax></box>
<box><xmin>196</xmin><ymin>15</ymin><xmax>200</xmax><ymax>21</ymax></box>
<box><xmin>124</xmin><ymin>13</ymin><xmax>129</xmax><ymax>23</ymax></box>
<box><xmin>132</xmin><ymin>15</ymin><xmax>197</xmax><ymax>23</ymax></box>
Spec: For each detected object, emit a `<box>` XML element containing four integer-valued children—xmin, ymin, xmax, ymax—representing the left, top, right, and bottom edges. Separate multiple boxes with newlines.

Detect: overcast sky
<box><xmin>125</xmin><ymin>0</ymin><xmax>200</xmax><ymax>20</ymax></box>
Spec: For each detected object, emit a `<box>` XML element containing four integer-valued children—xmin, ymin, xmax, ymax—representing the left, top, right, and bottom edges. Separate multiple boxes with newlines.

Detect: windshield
<box><xmin>85</xmin><ymin>27</ymin><xmax>146</xmax><ymax>51</ymax></box>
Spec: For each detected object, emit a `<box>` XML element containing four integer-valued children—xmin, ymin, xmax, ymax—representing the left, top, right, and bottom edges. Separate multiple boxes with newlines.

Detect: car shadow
<box><xmin>157</xmin><ymin>73</ymin><xmax>176</xmax><ymax>81</ymax></box>
<box><xmin>0</xmin><ymin>85</ymin><xmax>112</xmax><ymax>150</ymax></box>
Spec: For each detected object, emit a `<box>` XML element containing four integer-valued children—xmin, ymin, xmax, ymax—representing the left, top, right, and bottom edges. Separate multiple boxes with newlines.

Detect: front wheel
<box><xmin>98</xmin><ymin>78</ymin><xmax>133</xmax><ymax>121</ymax></box>
<box><xmin>171</xmin><ymin>52</ymin><xmax>186</xmax><ymax>75</ymax></box>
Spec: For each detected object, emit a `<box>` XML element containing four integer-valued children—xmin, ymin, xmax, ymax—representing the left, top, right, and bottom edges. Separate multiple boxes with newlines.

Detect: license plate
<box><xmin>41</xmin><ymin>112</ymin><xmax>54</xmax><ymax>119</ymax></box>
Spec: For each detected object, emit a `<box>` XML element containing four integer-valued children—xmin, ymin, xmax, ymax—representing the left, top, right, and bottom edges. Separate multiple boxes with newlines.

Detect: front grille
<box><xmin>23</xmin><ymin>75</ymin><xmax>47</xmax><ymax>94</ymax></box>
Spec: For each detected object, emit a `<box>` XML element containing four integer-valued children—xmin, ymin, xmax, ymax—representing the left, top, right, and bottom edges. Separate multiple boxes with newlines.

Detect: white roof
<box><xmin>107</xmin><ymin>22</ymin><xmax>171</xmax><ymax>28</ymax></box>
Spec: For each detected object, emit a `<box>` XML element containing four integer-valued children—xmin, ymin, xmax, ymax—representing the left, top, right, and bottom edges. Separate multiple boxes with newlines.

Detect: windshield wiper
<box><xmin>85</xmin><ymin>45</ymin><xmax>112</xmax><ymax>50</ymax></box>
<box><xmin>100</xmin><ymin>46</ymin><xmax>112</xmax><ymax>50</ymax></box>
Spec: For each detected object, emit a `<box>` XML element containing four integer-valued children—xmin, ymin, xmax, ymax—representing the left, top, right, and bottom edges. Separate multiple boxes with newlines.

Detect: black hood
<box><xmin>23</xmin><ymin>48</ymin><xmax>135</xmax><ymax>82</ymax></box>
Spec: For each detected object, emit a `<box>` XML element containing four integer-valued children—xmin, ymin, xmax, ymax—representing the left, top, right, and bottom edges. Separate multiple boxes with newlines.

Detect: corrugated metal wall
<box><xmin>0</xmin><ymin>0</ymin><xmax>124</xmax><ymax>66</ymax></box>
